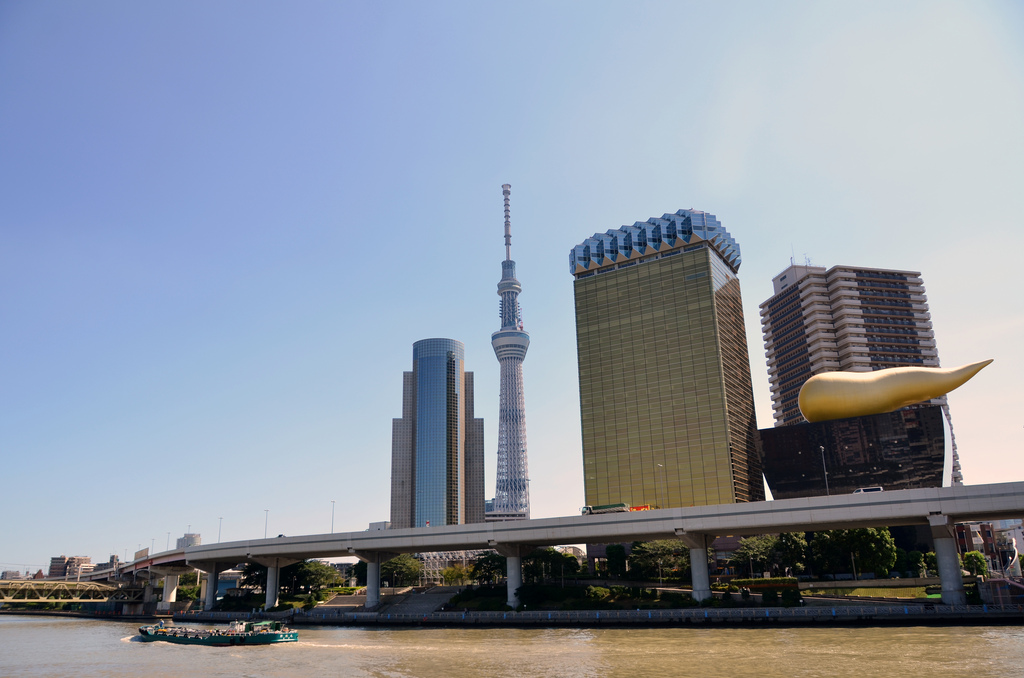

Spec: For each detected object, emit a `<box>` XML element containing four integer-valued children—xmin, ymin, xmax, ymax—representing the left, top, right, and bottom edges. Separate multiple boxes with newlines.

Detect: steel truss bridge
<box><xmin>0</xmin><ymin>581</ymin><xmax>144</xmax><ymax>603</ymax></box>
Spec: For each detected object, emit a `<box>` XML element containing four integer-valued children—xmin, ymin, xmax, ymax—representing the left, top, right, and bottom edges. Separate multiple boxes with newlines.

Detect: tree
<box><xmin>963</xmin><ymin>551</ymin><xmax>988</xmax><ymax>576</ymax></box>
<box><xmin>811</xmin><ymin>528</ymin><xmax>897</xmax><ymax>578</ymax></box>
<box><xmin>906</xmin><ymin>550</ymin><xmax>925</xmax><ymax>577</ymax></box>
<box><xmin>605</xmin><ymin>544</ymin><xmax>627</xmax><ymax>578</ymax></box>
<box><xmin>732</xmin><ymin>535</ymin><xmax>777</xmax><ymax>577</ymax></box>
<box><xmin>522</xmin><ymin>548</ymin><xmax>580</xmax><ymax>584</ymax></box>
<box><xmin>441</xmin><ymin>564</ymin><xmax>470</xmax><ymax>586</ymax></box>
<box><xmin>351</xmin><ymin>560</ymin><xmax>367</xmax><ymax>586</ymax></box>
<box><xmin>471</xmin><ymin>553</ymin><xmax>507</xmax><ymax>585</ymax></box>
<box><xmin>381</xmin><ymin>554</ymin><xmax>423</xmax><ymax>587</ymax></box>
<box><xmin>627</xmin><ymin>540</ymin><xmax>689</xmax><ymax>580</ymax></box>
<box><xmin>924</xmin><ymin>552</ymin><xmax>938</xmax><ymax>577</ymax></box>
<box><xmin>297</xmin><ymin>561</ymin><xmax>343</xmax><ymax>593</ymax></box>
<box><xmin>241</xmin><ymin>562</ymin><xmax>268</xmax><ymax>591</ymax></box>
<box><xmin>775</xmin><ymin>533</ymin><xmax>808</xmax><ymax>575</ymax></box>
<box><xmin>810</xmin><ymin>530</ymin><xmax>845</xmax><ymax>578</ymax></box>
<box><xmin>847</xmin><ymin>528</ymin><xmax>898</xmax><ymax>577</ymax></box>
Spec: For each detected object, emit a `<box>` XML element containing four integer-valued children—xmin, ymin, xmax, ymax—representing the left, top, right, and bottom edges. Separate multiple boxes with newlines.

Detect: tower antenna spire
<box><xmin>502</xmin><ymin>183</ymin><xmax>512</xmax><ymax>261</ymax></box>
<box><xmin>491</xmin><ymin>183</ymin><xmax>530</xmax><ymax>519</ymax></box>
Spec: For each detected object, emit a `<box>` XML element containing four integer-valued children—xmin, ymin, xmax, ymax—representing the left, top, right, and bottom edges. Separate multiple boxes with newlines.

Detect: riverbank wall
<box><xmin>175</xmin><ymin>604</ymin><xmax>1024</xmax><ymax>628</ymax></box>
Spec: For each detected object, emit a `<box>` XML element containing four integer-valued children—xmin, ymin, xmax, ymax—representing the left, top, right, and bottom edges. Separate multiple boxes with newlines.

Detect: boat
<box><xmin>137</xmin><ymin>619</ymin><xmax>298</xmax><ymax>646</ymax></box>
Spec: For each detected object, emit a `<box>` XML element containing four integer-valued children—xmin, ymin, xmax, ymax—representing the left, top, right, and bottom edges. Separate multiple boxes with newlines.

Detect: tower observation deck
<box><xmin>491</xmin><ymin>184</ymin><xmax>530</xmax><ymax>518</ymax></box>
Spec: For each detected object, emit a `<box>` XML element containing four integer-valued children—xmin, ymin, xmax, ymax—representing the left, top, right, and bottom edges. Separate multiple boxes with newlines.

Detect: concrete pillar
<box><xmin>265</xmin><ymin>564</ymin><xmax>280</xmax><ymax>610</ymax></box>
<box><xmin>506</xmin><ymin>555</ymin><xmax>522</xmax><ymax>609</ymax></box>
<box><xmin>163</xmin><ymin>574</ymin><xmax>179</xmax><ymax>604</ymax></box>
<box><xmin>365</xmin><ymin>559</ymin><xmax>381</xmax><ymax>609</ymax></box>
<box><xmin>689</xmin><ymin>547</ymin><xmax>712</xmax><ymax>602</ymax></box>
<box><xmin>929</xmin><ymin>514</ymin><xmax>966</xmax><ymax>605</ymax></box>
<box><xmin>676</xmin><ymin>531</ymin><xmax>712</xmax><ymax>602</ymax></box>
<box><xmin>156</xmin><ymin>574</ymin><xmax>179</xmax><ymax>612</ymax></box>
<box><xmin>205</xmin><ymin>568</ymin><xmax>219</xmax><ymax>610</ymax></box>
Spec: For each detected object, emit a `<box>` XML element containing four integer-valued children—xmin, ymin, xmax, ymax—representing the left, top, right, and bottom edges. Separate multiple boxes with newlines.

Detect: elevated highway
<box><xmin>186</xmin><ymin>482</ymin><xmax>1024</xmax><ymax>609</ymax></box>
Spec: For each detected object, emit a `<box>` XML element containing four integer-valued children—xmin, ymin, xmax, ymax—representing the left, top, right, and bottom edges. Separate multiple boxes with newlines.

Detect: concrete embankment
<box><xmin>175</xmin><ymin>604</ymin><xmax>1024</xmax><ymax>628</ymax></box>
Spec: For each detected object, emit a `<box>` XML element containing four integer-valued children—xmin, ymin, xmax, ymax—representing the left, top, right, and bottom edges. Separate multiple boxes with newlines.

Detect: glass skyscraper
<box><xmin>390</xmin><ymin>338</ymin><xmax>485</xmax><ymax>528</ymax></box>
<box><xmin>570</xmin><ymin>209</ymin><xmax>764</xmax><ymax>509</ymax></box>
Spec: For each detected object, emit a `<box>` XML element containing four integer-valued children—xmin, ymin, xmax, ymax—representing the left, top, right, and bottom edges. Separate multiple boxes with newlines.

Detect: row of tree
<box><xmin>728</xmin><ymin>529</ymin><xmax>989</xmax><ymax>579</ymax></box>
<box><xmin>232</xmin><ymin>529</ymin><xmax>990</xmax><ymax>596</ymax></box>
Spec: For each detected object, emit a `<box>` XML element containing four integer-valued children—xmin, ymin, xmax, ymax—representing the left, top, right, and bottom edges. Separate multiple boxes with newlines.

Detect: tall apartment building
<box><xmin>47</xmin><ymin>555</ymin><xmax>91</xmax><ymax>579</ymax></box>
<box><xmin>390</xmin><ymin>338</ymin><xmax>485</xmax><ymax>528</ymax></box>
<box><xmin>570</xmin><ymin>209</ymin><xmax>763</xmax><ymax>509</ymax></box>
<box><xmin>176</xmin><ymin>533</ymin><xmax>201</xmax><ymax>549</ymax></box>
<box><xmin>759</xmin><ymin>263</ymin><xmax>961</xmax><ymax>483</ymax></box>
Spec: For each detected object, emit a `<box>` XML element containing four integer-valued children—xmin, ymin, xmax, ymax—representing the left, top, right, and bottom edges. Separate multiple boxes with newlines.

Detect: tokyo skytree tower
<box><xmin>491</xmin><ymin>184</ymin><xmax>531</xmax><ymax>518</ymax></box>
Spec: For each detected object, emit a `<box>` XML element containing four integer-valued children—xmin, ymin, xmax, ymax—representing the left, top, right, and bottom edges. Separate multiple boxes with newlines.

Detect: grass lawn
<box><xmin>803</xmin><ymin>587</ymin><xmax>928</xmax><ymax>599</ymax></box>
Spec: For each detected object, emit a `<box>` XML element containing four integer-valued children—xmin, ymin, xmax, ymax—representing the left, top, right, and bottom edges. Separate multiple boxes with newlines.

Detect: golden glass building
<box><xmin>570</xmin><ymin>210</ymin><xmax>763</xmax><ymax>508</ymax></box>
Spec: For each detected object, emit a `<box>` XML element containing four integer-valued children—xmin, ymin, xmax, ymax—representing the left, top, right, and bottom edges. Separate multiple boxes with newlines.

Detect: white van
<box><xmin>852</xmin><ymin>486</ymin><xmax>884</xmax><ymax>494</ymax></box>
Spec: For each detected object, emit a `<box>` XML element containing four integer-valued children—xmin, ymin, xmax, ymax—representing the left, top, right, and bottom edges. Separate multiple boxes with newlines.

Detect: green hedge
<box><xmin>730</xmin><ymin>577</ymin><xmax>798</xmax><ymax>589</ymax></box>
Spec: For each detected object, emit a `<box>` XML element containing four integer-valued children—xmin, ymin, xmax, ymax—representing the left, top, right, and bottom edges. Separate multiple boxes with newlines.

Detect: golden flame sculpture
<box><xmin>798</xmin><ymin>360</ymin><xmax>993</xmax><ymax>423</ymax></box>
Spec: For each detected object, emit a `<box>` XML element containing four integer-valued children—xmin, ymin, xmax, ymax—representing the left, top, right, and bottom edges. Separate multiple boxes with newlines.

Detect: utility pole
<box><xmin>820</xmin><ymin>446</ymin><xmax>830</xmax><ymax>496</ymax></box>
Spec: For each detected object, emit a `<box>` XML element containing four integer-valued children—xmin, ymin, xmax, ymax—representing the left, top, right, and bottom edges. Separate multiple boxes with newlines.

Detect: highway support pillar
<box><xmin>366</xmin><ymin>558</ymin><xmax>381</xmax><ymax>609</ymax></box>
<box><xmin>492</xmin><ymin>543</ymin><xmax>534</xmax><ymax>610</ymax></box>
<box><xmin>266</xmin><ymin>564</ymin><xmax>280</xmax><ymax>610</ymax></box>
<box><xmin>676</xmin><ymin>531</ymin><xmax>712</xmax><ymax>602</ymax></box>
<box><xmin>162</xmin><ymin>574</ymin><xmax>179</xmax><ymax>606</ymax></box>
<box><xmin>247</xmin><ymin>556</ymin><xmax>300</xmax><ymax>612</ymax></box>
<box><xmin>205</xmin><ymin>567</ymin><xmax>220</xmax><ymax>611</ymax></box>
<box><xmin>929</xmin><ymin>514</ymin><xmax>966</xmax><ymax>605</ymax></box>
<box><xmin>506</xmin><ymin>555</ymin><xmax>523</xmax><ymax>609</ymax></box>
<box><xmin>191</xmin><ymin>560</ymin><xmax>240</xmax><ymax>612</ymax></box>
<box><xmin>350</xmin><ymin>551</ymin><xmax>395</xmax><ymax>611</ymax></box>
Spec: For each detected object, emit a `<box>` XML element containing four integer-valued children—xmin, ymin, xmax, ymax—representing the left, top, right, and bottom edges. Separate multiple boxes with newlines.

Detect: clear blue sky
<box><xmin>2</xmin><ymin>1</ymin><xmax>1022</xmax><ymax>573</ymax></box>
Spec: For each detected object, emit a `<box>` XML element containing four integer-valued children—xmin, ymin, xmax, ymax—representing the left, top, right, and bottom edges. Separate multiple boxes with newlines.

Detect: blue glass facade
<box><xmin>414</xmin><ymin>339</ymin><xmax>464</xmax><ymax>528</ymax></box>
<box><xmin>391</xmin><ymin>339</ymin><xmax>485</xmax><ymax>529</ymax></box>
<box><xmin>570</xmin><ymin>209</ymin><xmax>741</xmax><ymax>275</ymax></box>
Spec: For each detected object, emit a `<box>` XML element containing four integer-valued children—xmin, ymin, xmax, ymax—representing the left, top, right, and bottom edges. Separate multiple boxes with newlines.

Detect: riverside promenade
<box><xmin>176</xmin><ymin>604</ymin><xmax>1024</xmax><ymax>628</ymax></box>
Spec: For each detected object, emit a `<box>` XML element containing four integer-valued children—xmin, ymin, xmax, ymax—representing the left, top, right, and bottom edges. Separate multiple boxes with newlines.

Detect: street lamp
<box><xmin>656</xmin><ymin>463</ymin><xmax>668</xmax><ymax>509</ymax></box>
<box><xmin>819</xmin><ymin>446</ymin><xmax>830</xmax><ymax>496</ymax></box>
<box><xmin>264</xmin><ymin>509</ymin><xmax>269</xmax><ymax>539</ymax></box>
<box><xmin>331</xmin><ymin>500</ymin><xmax>336</xmax><ymax>534</ymax></box>
<box><xmin>218</xmin><ymin>517</ymin><xmax>223</xmax><ymax>543</ymax></box>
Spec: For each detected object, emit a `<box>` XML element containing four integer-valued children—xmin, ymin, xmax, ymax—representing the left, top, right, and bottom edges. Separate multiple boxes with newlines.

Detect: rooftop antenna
<box><xmin>502</xmin><ymin>184</ymin><xmax>512</xmax><ymax>261</ymax></box>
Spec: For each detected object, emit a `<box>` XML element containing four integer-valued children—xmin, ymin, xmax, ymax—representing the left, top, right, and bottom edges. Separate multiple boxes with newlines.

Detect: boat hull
<box><xmin>138</xmin><ymin>624</ymin><xmax>297</xmax><ymax>646</ymax></box>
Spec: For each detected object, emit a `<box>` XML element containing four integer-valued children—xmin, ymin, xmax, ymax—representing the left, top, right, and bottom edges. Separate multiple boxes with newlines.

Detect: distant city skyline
<box><xmin>2</xmin><ymin>2</ymin><xmax>1022</xmax><ymax>572</ymax></box>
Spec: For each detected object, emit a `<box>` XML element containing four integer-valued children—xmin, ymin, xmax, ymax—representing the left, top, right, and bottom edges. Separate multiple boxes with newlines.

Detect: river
<box><xmin>2</xmin><ymin>614</ymin><xmax>1023</xmax><ymax>677</ymax></box>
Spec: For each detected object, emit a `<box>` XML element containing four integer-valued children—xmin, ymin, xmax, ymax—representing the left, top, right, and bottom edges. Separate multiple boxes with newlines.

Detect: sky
<box><xmin>2</xmin><ymin>1</ymin><xmax>1023</xmax><ymax>574</ymax></box>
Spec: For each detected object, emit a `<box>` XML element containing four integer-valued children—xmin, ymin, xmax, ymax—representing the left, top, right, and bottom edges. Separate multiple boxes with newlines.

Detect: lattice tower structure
<box><xmin>491</xmin><ymin>184</ymin><xmax>531</xmax><ymax>518</ymax></box>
